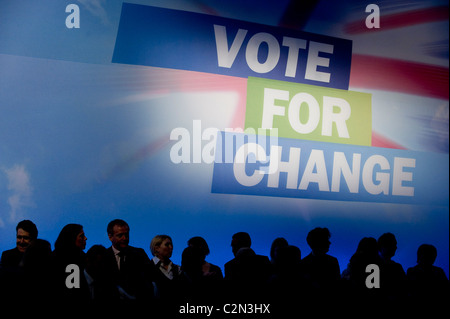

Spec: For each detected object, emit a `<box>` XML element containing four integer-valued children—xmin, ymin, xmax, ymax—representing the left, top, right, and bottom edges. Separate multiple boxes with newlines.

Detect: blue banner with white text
<box><xmin>112</xmin><ymin>3</ymin><xmax>353</xmax><ymax>89</ymax></box>
<box><xmin>211</xmin><ymin>132</ymin><xmax>449</xmax><ymax>205</ymax></box>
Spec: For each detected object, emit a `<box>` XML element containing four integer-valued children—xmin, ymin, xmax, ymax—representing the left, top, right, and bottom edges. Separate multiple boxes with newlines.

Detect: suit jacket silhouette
<box><xmin>301</xmin><ymin>253</ymin><xmax>340</xmax><ymax>285</ymax></box>
<box><xmin>224</xmin><ymin>248</ymin><xmax>272</xmax><ymax>301</ymax></box>
<box><xmin>0</xmin><ymin>248</ymin><xmax>23</xmax><ymax>270</ymax></box>
<box><xmin>0</xmin><ymin>248</ymin><xmax>25</xmax><ymax>305</ymax></box>
<box><xmin>50</xmin><ymin>247</ymin><xmax>91</xmax><ymax>305</ymax></box>
<box><xmin>149</xmin><ymin>258</ymin><xmax>186</xmax><ymax>299</ymax></box>
<box><xmin>102</xmin><ymin>246</ymin><xmax>154</xmax><ymax>301</ymax></box>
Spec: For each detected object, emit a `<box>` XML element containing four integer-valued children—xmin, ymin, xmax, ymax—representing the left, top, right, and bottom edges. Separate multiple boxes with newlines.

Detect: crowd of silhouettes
<box><xmin>0</xmin><ymin>219</ymin><xmax>448</xmax><ymax>316</ymax></box>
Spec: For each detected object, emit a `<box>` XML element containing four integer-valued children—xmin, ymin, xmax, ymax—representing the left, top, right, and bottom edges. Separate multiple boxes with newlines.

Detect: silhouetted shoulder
<box><xmin>0</xmin><ymin>248</ymin><xmax>23</xmax><ymax>269</ymax></box>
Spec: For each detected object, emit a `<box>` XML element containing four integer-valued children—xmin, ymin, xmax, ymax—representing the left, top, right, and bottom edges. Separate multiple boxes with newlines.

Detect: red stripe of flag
<box><xmin>350</xmin><ymin>54</ymin><xmax>449</xmax><ymax>100</ymax></box>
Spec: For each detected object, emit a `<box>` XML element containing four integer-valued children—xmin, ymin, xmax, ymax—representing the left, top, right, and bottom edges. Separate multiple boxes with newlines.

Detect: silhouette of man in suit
<box><xmin>1</xmin><ymin>220</ymin><xmax>38</xmax><ymax>270</ymax></box>
<box><xmin>300</xmin><ymin>227</ymin><xmax>341</xmax><ymax>306</ymax></box>
<box><xmin>224</xmin><ymin>232</ymin><xmax>272</xmax><ymax>302</ymax></box>
<box><xmin>407</xmin><ymin>244</ymin><xmax>449</xmax><ymax>312</ymax></box>
<box><xmin>102</xmin><ymin>219</ymin><xmax>154</xmax><ymax>303</ymax></box>
<box><xmin>377</xmin><ymin>232</ymin><xmax>406</xmax><ymax>307</ymax></box>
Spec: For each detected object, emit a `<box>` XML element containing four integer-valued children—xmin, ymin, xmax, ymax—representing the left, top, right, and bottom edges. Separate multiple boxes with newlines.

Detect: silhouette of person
<box><xmin>268</xmin><ymin>244</ymin><xmax>304</xmax><ymax>316</ymax></box>
<box><xmin>84</xmin><ymin>244</ymin><xmax>119</xmax><ymax>306</ymax></box>
<box><xmin>182</xmin><ymin>237</ymin><xmax>224</xmax><ymax>303</ymax></box>
<box><xmin>149</xmin><ymin>234</ymin><xmax>185</xmax><ymax>316</ymax></box>
<box><xmin>342</xmin><ymin>237</ymin><xmax>381</xmax><ymax>282</ymax></box>
<box><xmin>341</xmin><ymin>237</ymin><xmax>383</xmax><ymax>306</ymax></box>
<box><xmin>0</xmin><ymin>220</ymin><xmax>39</xmax><ymax>306</ymax></box>
<box><xmin>224</xmin><ymin>232</ymin><xmax>272</xmax><ymax>302</ymax></box>
<box><xmin>150</xmin><ymin>235</ymin><xmax>182</xmax><ymax>281</ymax></box>
<box><xmin>300</xmin><ymin>227</ymin><xmax>341</xmax><ymax>306</ymax></box>
<box><xmin>0</xmin><ymin>236</ymin><xmax>51</xmax><ymax>310</ymax></box>
<box><xmin>21</xmin><ymin>239</ymin><xmax>53</xmax><ymax>307</ymax></box>
<box><xmin>407</xmin><ymin>244</ymin><xmax>449</xmax><ymax>310</ymax></box>
<box><xmin>1</xmin><ymin>220</ymin><xmax>38</xmax><ymax>270</ymax></box>
<box><xmin>102</xmin><ymin>219</ymin><xmax>154</xmax><ymax>305</ymax></box>
<box><xmin>186</xmin><ymin>236</ymin><xmax>223</xmax><ymax>281</ymax></box>
<box><xmin>269</xmin><ymin>237</ymin><xmax>289</xmax><ymax>275</ymax></box>
<box><xmin>270</xmin><ymin>244</ymin><xmax>302</xmax><ymax>282</ymax></box>
<box><xmin>377</xmin><ymin>232</ymin><xmax>406</xmax><ymax>306</ymax></box>
<box><xmin>51</xmin><ymin>223</ymin><xmax>90</xmax><ymax>305</ymax></box>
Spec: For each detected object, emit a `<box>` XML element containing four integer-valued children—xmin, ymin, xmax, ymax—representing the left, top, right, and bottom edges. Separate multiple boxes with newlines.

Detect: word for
<box><xmin>214</xmin><ymin>25</ymin><xmax>333</xmax><ymax>82</ymax></box>
<box><xmin>65</xmin><ymin>4</ymin><xmax>80</xmax><ymax>29</ymax></box>
<box><xmin>245</xmin><ymin>77</ymin><xmax>372</xmax><ymax>146</ymax></box>
<box><xmin>366</xmin><ymin>4</ymin><xmax>381</xmax><ymax>29</ymax></box>
<box><xmin>170</xmin><ymin>120</ymin><xmax>278</xmax><ymax>168</ymax></box>
<box><xmin>262</xmin><ymin>88</ymin><xmax>350</xmax><ymax>137</ymax></box>
<box><xmin>233</xmin><ymin>143</ymin><xmax>415</xmax><ymax>197</ymax></box>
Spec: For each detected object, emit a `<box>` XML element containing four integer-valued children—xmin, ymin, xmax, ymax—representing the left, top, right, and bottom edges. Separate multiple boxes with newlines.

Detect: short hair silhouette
<box><xmin>106</xmin><ymin>219</ymin><xmax>129</xmax><ymax>235</ymax></box>
<box><xmin>231</xmin><ymin>232</ymin><xmax>251</xmax><ymax>256</ymax></box>
<box><xmin>86</xmin><ymin>244</ymin><xmax>107</xmax><ymax>260</ymax></box>
<box><xmin>279</xmin><ymin>245</ymin><xmax>301</xmax><ymax>264</ymax></box>
<box><xmin>150</xmin><ymin>234</ymin><xmax>172</xmax><ymax>256</ymax></box>
<box><xmin>232</xmin><ymin>232</ymin><xmax>251</xmax><ymax>246</ymax></box>
<box><xmin>16</xmin><ymin>220</ymin><xmax>38</xmax><ymax>240</ymax></box>
<box><xmin>270</xmin><ymin>237</ymin><xmax>289</xmax><ymax>261</ymax></box>
<box><xmin>416</xmin><ymin>244</ymin><xmax>438</xmax><ymax>265</ymax></box>
<box><xmin>377</xmin><ymin>232</ymin><xmax>397</xmax><ymax>259</ymax></box>
<box><xmin>187</xmin><ymin>236</ymin><xmax>210</xmax><ymax>256</ymax></box>
<box><xmin>306</xmin><ymin>227</ymin><xmax>331</xmax><ymax>254</ymax></box>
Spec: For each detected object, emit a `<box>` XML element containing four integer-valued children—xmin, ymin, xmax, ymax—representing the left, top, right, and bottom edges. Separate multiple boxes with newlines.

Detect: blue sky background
<box><xmin>0</xmin><ymin>0</ymin><xmax>448</xmax><ymax>277</ymax></box>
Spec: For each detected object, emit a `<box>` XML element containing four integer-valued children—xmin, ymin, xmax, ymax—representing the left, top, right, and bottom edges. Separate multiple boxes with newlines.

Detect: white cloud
<box><xmin>2</xmin><ymin>165</ymin><xmax>34</xmax><ymax>223</ymax></box>
<box><xmin>78</xmin><ymin>0</ymin><xmax>111</xmax><ymax>26</ymax></box>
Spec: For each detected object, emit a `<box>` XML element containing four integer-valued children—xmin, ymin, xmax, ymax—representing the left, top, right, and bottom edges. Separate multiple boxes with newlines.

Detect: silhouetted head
<box><xmin>150</xmin><ymin>234</ymin><xmax>174</xmax><ymax>262</ymax></box>
<box><xmin>270</xmin><ymin>237</ymin><xmax>289</xmax><ymax>263</ymax></box>
<box><xmin>86</xmin><ymin>245</ymin><xmax>107</xmax><ymax>278</ymax></box>
<box><xmin>15</xmin><ymin>220</ymin><xmax>38</xmax><ymax>253</ymax></box>
<box><xmin>377</xmin><ymin>232</ymin><xmax>397</xmax><ymax>260</ymax></box>
<box><xmin>356</xmin><ymin>237</ymin><xmax>378</xmax><ymax>255</ymax></box>
<box><xmin>417</xmin><ymin>244</ymin><xmax>437</xmax><ymax>266</ymax></box>
<box><xmin>55</xmin><ymin>223</ymin><xmax>86</xmax><ymax>251</ymax></box>
<box><xmin>107</xmin><ymin>219</ymin><xmax>130</xmax><ymax>251</ymax></box>
<box><xmin>231</xmin><ymin>232</ymin><xmax>251</xmax><ymax>256</ymax></box>
<box><xmin>278</xmin><ymin>245</ymin><xmax>302</xmax><ymax>266</ymax></box>
<box><xmin>306</xmin><ymin>227</ymin><xmax>331</xmax><ymax>255</ymax></box>
<box><xmin>187</xmin><ymin>236</ymin><xmax>210</xmax><ymax>257</ymax></box>
<box><xmin>181</xmin><ymin>246</ymin><xmax>204</xmax><ymax>279</ymax></box>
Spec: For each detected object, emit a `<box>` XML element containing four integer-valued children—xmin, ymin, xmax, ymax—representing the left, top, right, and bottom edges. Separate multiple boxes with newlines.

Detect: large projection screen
<box><xmin>1</xmin><ymin>0</ymin><xmax>448</xmax><ymax>282</ymax></box>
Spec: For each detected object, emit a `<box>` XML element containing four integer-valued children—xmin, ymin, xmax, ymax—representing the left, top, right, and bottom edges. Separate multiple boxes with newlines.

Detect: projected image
<box><xmin>0</xmin><ymin>0</ymin><xmax>448</xmax><ymax>313</ymax></box>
